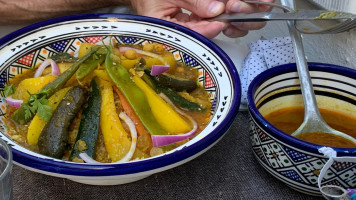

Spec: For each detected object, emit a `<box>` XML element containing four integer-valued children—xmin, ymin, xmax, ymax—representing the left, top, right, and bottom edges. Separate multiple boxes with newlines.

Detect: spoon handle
<box><xmin>287</xmin><ymin>22</ymin><xmax>323</xmax><ymax>122</ymax></box>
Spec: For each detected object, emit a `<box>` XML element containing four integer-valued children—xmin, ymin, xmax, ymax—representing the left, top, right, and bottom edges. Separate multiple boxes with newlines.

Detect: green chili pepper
<box><xmin>76</xmin><ymin>53</ymin><xmax>105</xmax><ymax>79</ymax></box>
<box><xmin>104</xmin><ymin>49</ymin><xmax>167</xmax><ymax>136</ymax></box>
<box><xmin>12</xmin><ymin>45</ymin><xmax>101</xmax><ymax>124</ymax></box>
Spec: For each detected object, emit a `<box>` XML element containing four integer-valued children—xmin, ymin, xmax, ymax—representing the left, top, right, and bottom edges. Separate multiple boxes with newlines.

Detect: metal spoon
<box><xmin>287</xmin><ymin>19</ymin><xmax>356</xmax><ymax>146</ymax></box>
<box><xmin>246</xmin><ymin>0</ymin><xmax>356</xmax><ymax>146</ymax></box>
<box><xmin>276</xmin><ymin>0</ymin><xmax>356</xmax><ymax>146</ymax></box>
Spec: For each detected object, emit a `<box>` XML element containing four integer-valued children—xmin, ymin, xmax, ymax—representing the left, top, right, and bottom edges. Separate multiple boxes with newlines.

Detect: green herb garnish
<box><xmin>4</xmin><ymin>84</ymin><xmax>15</xmax><ymax>96</ymax></box>
<box><xmin>50</xmin><ymin>52</ymin><xmax>78</xmax><ymax>63</ymax></box>
<box><xmin>23</xmin><ymin>91</ymin><xmax>52</xmax><ymax>122</ymax></box>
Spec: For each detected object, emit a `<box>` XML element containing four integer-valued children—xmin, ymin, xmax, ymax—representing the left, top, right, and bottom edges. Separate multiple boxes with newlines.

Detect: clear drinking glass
<box><xmin>0</xmin><ymin>138</ymin><xmax>12</xmax><ymax>200</ymax></box>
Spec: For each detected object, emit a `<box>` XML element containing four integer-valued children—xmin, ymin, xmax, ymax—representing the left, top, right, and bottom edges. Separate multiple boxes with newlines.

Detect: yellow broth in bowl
<box><xmin>264</xmin><ymin>106</ymin><xmax>356</xmax><ymax>148</ymax></box>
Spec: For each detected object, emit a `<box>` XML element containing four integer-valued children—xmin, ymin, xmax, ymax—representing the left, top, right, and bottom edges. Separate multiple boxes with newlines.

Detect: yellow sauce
<box><xmin>264</xmin><ymin>106</ymin><xmax>356</xmax><ymax>148</ymax></box>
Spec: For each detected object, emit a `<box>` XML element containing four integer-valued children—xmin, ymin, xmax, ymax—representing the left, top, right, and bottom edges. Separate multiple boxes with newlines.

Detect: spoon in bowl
<box><xmin>288</xmin><ymin>19</ymin><xmax>356</xmax><ymax>147</ymax></box>
<box><xmin>245</xmin><ymin>0</ymin><xmax>356</xmax><ymax>147</ymax></box>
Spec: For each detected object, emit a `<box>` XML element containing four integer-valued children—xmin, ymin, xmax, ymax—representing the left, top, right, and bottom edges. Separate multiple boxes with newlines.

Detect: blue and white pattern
<box><xmin>0</xmin><ymin>14</ymin><xmax>241</xmax><ymax>185</ymax></box>
<box><xmin>248</xmin><ymin>63</ymin><xmax>356</xmax><ymax>196</ymax></box>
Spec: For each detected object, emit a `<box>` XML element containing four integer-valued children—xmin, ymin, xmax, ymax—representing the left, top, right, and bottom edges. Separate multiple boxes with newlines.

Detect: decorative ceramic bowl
<box><xmin>0</xmin><ymin>14</ymin><xmax>241</xmax><ymax>185</ymax></box>
<box><xmin>247</xmin><ymin>62</ymin><xmax>356</xmax><ymax>195</ymax></box>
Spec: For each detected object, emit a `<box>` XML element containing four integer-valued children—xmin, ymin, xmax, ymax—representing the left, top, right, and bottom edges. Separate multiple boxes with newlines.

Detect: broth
<box><xmin>264</xmin><ymin>106</ymin><xmax>356</xmax><ymax>148</ymax></box>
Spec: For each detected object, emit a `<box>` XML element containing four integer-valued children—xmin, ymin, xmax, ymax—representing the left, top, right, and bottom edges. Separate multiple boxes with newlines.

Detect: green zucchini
<box><xmin>144</xmin><ymin>69</ymin><xmax>197</xmax><ymax>92</ymax></box>
<box><xmin>38</xmin><ymin>86</ymin><xmax>87</xmax><ymax>159</ymax></box>
<box><xmin>142</xmin><ymin>73</ymin><xmax>205</xmax><ymax>112</ymax></box>
<box><xmin>69</xmin><ymin>78</ymin><xmax>101</xmax><ymax>161</ymax></box>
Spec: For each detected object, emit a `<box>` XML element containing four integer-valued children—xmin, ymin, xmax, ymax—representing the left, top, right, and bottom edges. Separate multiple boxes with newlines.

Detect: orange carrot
<box><xmin>113</xmin><ymin>86</ymin><xmax>153</xmax><ymax>151</ymax></box>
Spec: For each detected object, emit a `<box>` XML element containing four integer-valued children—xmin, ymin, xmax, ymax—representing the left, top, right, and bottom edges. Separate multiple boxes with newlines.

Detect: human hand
<box><xmin>131</xmin><ymin>0</ymin><xmax>226</xmax><ymax>39</ymax></box>
<box><xmin>223</xmin><ymin>0</ymin><xmax>274</xmax><ymax>38</ymax></box>
<box><xmin>131</xmin><ymin>0</ymin><xmax>274</xmax><ymax>39</ymax></box>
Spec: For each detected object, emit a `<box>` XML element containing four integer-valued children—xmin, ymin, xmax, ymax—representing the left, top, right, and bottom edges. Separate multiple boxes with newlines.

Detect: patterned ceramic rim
<box><xmin>247</xmin><ymin>62</ymin><xmax>356</xmax><ymax>156</ymax></box>
<box><xmin>0</xmin><ymin>13</ymin><xmax>241</xmax><ymax>176</ymax></box>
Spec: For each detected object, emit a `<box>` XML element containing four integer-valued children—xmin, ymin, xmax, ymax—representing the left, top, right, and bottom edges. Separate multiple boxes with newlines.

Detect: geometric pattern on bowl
<box><xmin>247</xmin><ymin>63</ymin><xmax>356</xmax><ymax>196</ymax></box>
<box><xmin>0</xmin><ymin>14</ymin><xmax>241</xmax><ymax>185</ymax></box>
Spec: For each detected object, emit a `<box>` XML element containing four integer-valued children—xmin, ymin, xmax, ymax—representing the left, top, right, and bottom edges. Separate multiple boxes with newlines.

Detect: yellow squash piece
<box><xmin>12</xmin><ymin>76</ymin><xmax>56</xmax><ymax>101</ymax></box>
<box><xmin>78</xmin><ymin>43</ymin><xmax>95</xmax><ymax>58</ymax></box>
<box><xmin>143</xmin><ymin>51</ymin><xmax>176</xmax><ymax>69</ymax></box>
<box><xmin>93</xmin><ymin>70</ymin><xmax>111</xmax><ymax>82</ymax></box>
<box><xmin>120</xmin><ymin>58</ymin><xmax>139</xmax><ymax>70</ymax></box>
<box><xmin>132</xmin><ymin>75</ymin><xmax>191</xmax><ymax>133</ymax></box>
<box><xmin>98</xmin><ymin>78</ymin><xmax>131</xmax><ymax>162</ymax></box>
<box><xmin>27</xmin><ymin>87</ymin><xmax>72</xmax><ymax>145</ymax></box>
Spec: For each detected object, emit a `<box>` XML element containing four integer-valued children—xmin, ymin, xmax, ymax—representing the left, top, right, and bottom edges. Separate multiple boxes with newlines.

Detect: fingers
<box><xmin>175</xmin><ymin>13</ymin><xmax>190</xmax><ymax>23</ymax></box>
<box><xmin>226</xmin><ymin>0</ymin><xmax>270</xmax><ymax>14</ymax></box>
<box><xmin>170</xmin><ymin>16</ymin><xmax>225</xmax><ymax>39</ymax></box>
<box><xmin>222</xmin><ymin>21</ymin><xmax>267</xmax><ymax>38</ymax></box>
<box><xmin>223</xmin><ymin>24</ymin><xmax>248</xmax><ymax>38</ymax></box>
<box><xmin>187</xmin><ymin>21</ymin><xmax>225</xmax><ymax>38</ymax></box>
<box><xmin>173</xmin><ymin>0</ymin><xmax>225</xmax><ymax>18</ymax></box>
<box><xmin>222</xmin><ymin>0</ymin><xmax>273</xmax><ymax>38</ymax></box>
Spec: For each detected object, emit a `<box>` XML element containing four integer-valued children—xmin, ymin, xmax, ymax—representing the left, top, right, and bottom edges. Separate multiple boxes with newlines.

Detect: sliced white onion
<box><xmin>5</xmin><ymin>97</ymin><xmax>23</xmax><ymax>108</ymax></box>
<box><xmin>117</xmin><ymin>112</ymin><xmax>137</xmax><ymax>162</ymax></box>
<box><xmin>119</xmin><ymin>47</ymin><xmax>167</xmax><ymax>65</ymax></box>
<box><xmin>151</xmin><ymin>65</ymin><xmax>170</xmax><ymax>76</ymax></box>
<box><xmin>79</xmin><ymin>112</ymin><xmax>137</xmax><ymax>164</ymax></box>
<box><xmin>78</xmin><ymin>152</ymin><xmax>101</xmax><ymax>164</ymax></box>
<box><xmin>151</xmin><ymin>93</ymin><xmax>198</xmax><ymax>147</ymax></box>
<box><xmin>34</xmin><ymin>59</ymin><xmax>60</xmax><ymax>78</ymax></box>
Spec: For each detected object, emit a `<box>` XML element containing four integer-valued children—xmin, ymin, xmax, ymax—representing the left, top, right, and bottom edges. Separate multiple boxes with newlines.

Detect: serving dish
<box><xmin>247</xmin><ymin>62</ymin><xmax>356</xmax><ymax>196</ymax></box>
<box><xmin>0</xmin><ymin>13</ymin><xmax>241</xmax><ymax>185</ymax></box>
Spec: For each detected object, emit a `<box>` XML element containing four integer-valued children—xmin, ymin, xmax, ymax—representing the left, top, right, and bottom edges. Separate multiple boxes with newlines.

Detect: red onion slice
<box><xmin>34</xmin><ymin>59</ymin><xmax>60</xmax><ymax>78</ymax></box>
<box><xmin>5</xmin><ymin>97</ymin><xmax>23</xmax><ymax>108</ymax></box>
<box><xmin>79</xmin><ymin>112</ymin><xmax>137</xmax><ymax>164</ymax></box>
<box><xmin>50</xmin><ymin>60</ymin><xmax>60</xmax><ymax>76</ymax></box>
<box><xmin>151</xmin><ymin>65</ymin><xmax>170</xmax><ymax>76</ymax></box>
<box><xmin>151</xmin><ymin>94</ymin><xmax>198</xmax><ymax>147</ymax></box>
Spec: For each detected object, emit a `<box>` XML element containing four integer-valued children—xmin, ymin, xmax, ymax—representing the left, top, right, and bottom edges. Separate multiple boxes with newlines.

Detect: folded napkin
<box><xmin>240</xmin><ymin>36</ymin><xmax>296</xmax><ymax>105</ymax></box>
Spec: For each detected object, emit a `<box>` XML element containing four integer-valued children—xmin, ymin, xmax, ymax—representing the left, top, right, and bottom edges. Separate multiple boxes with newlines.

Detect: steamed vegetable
<box><xmin>11</xmin><ymin>45</ymin><xmax>101</xmax><ymax>124</ymax></box>
<box><xmin>104</xmin><ymin>46</ymin><xmax>168</xmax><ymax>136</ymax></box>
<box><xmin>79</xmin><ymin>111</ymin><xmax>138</xmax><ymax>164</ymax></box>
<box><xmin>27</xmin><ymin>87</ymin><xmax>72</xmax><ymax>145</ymax></box>
<box><xmin>151</xmin><ymin>94</ymin><xmax>198</xmax><ymax>147</ymax></box>
<box><xmin>76</xmin><ymin>53</ymin><xmax>105</xmax><ymax>79</ymax></box>
<box><xmin>34</xmin><ymin>59</ymin><xmax>60</xmax><ymax>78</ymax></box>
<box><xmin>145</xmin><ymin>69</ymin><xmax>197</xmax><ymax>92</ymax></box>
<box><xmin>113</xmin><ymin>86</ymin><xmax>152</xmax><ymax>152</ymax></box>
<box><xmin>133</xmin><ymin>75</ymin><xmax>191</xmax><ymax>133</ymax></box>
<box><xmin>11</xmin><ymin>76</ymin><xmax>56</xmax><ymax>102</ymax></box>
<box><xmin>50</xmin><ymin>52</ymin><xmax>78</xmax><ymax>63</ymax></box>
<box><xmin>5</xmin><ymin>97</ymin><xmax>22</xmax><ymax>108</ymax></box>
<box><xmin>70</xmin><ymin>78</ymin><xmax>101</xmax><ymax>161</ymax></box>
<box><xmin>38</xmin><ymin>86</ymin><xmax>87</xmax><ymax>158</ymax></box>
<box><xmin>98</xmin><ymin>78</ymin><xmax>131</xmax><ymax>162</ymax></box>
<box><xmin>141</xmin><ymin>73</ymin><xmax>205</xmax><ymax>112</ymax></box>
<box><xmin>5</xmin><ymin>41</ymin><xmax>212</xmax><ymax>163</ymax></box>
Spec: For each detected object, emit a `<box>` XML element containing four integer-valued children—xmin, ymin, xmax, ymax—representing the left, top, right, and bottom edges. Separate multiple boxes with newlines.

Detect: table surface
<box><xmin>11</xmin><ymin>112</ymin><xmax>323</xmax><ymax>200</ymax></box>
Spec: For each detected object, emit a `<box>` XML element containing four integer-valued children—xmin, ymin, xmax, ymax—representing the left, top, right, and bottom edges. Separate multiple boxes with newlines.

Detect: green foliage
<box><xmin>24</xmin><ymin>91</ymin><xmax>52</xmax><ymax>122</ymax></box>
<box><xmin>4</xmin><ymin>84</ymin><xmax>15</xmax><ymax>96</ymax></box>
